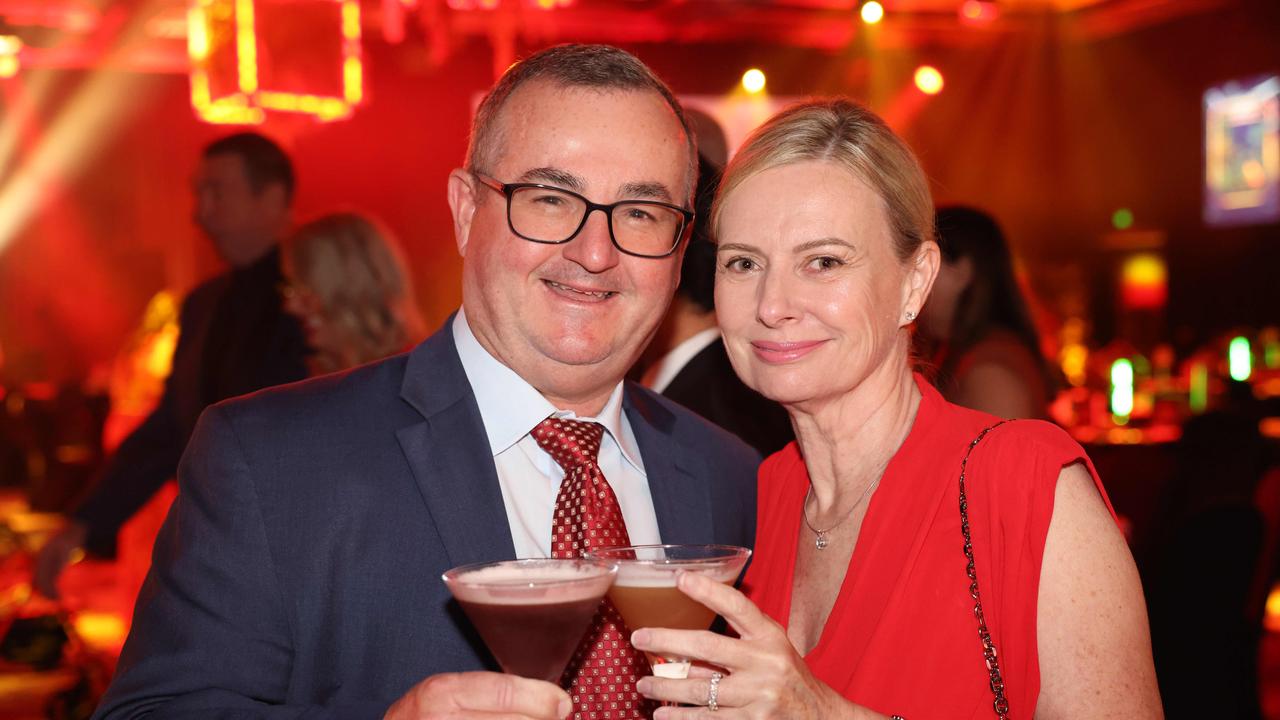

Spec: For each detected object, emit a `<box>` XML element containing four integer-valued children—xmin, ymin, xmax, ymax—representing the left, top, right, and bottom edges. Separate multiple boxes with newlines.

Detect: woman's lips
<box><xmin>750</xmin><ymin>339</ymin><xmax>828</xmax><ymax>363</ymax></box>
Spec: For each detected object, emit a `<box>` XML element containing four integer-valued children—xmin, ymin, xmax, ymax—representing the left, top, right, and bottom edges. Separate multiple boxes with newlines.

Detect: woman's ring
<box><xmin>707</xmin><ymin>671</ymin><xmax>723</xmax><ymax>711</ymax></box>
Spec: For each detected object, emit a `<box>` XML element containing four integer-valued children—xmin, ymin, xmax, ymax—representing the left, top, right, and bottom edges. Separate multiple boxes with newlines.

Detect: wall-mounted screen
<box><xmin>1204</xmin><ymin>74</ymin><xmax>1279</xmax><ymax>227</ymax></box>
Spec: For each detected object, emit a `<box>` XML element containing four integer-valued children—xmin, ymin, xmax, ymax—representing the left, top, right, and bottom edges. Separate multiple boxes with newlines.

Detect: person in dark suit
<box><xmin>34</xmin><ymin>132</ymin><xmax>309</xmax><ymax>597</ymax></box>
<box><xmin>642</xmin><ymin>154</ymin><xmax>794</xmax><ymax>456</ymax></box>
<box><xmin>92</xmin><ymin>45</ymin><xmax>758</xmax><ymax>720</ymax></box>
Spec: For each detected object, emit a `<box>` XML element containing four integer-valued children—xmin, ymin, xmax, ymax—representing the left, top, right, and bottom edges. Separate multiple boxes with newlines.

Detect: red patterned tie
<box><xmin>532</xmin><ymin>417</ymin><xmax>651</xmax><ymax>720</ymax></box>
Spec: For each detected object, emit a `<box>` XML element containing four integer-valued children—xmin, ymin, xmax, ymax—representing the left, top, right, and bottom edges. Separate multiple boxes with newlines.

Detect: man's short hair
<box><xmin>203</xmin><ymin>132</ymin><xmax>295</xmax><ymax>204</ymax></box>
<box><xmin>677</xmin><ymin>154</ymin><xmax>720</xmax><ymax>312</ymax></box>
<box><xmin>465</xmin><ymin>44</ymin><xmax>697</xmax><ymax>203</ymax></box>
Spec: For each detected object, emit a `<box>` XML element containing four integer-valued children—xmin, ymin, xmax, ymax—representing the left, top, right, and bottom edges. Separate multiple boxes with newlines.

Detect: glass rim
<box><xmin>441</xmin><ymin>557</ymin><xmax>618</xmax><ymax>589</ymax></box>
<box><xmin>585</xmin><ymin>543</ymin><xmax>752</xmax><ymax>565</ymax></box>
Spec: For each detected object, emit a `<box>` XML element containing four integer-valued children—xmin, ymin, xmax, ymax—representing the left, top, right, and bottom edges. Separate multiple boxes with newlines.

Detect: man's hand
<box><xmin>385</xmin><ymin>671</ymin><xmax>572</xmax><ymax>720</ymax></box>
<box><xmin>34</xmin><ymin>520</ymin><xmax>88</xmax><ymax>599</ymax></box>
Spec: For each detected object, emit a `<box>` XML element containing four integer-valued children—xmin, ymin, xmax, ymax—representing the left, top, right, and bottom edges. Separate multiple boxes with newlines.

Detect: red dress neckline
<box><xmin>765</xmin><ymin>373</ymin><xmax>945</xmax><ymax>663</ymax></box>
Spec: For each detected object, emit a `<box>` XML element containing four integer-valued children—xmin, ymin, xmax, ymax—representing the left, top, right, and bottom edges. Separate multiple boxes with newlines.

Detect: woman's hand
<box><xmin>629</xmin><ymin>571</ymin><xmax>868</xmax><ymax>719</ymax></box>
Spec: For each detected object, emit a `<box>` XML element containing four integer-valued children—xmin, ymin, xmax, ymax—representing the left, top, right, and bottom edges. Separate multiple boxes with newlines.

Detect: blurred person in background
<box><xmin>279</xmin><ymin>212</ymin><xmax>424</xmax><ymax>376</ymax></box>
<box><xmin>35</xmin><ymin>132</ymin><xmax>310</xmax><ymax>598</ymax></box>
<box><xmin>917</xmin><ymin>205</ymin><xmax>1055</xmax><ymax>419</ymax></box>
<box><xmin>639</xmin><ymin>152</ymin><xmax>794</xmax><ymax>457</ymax></box>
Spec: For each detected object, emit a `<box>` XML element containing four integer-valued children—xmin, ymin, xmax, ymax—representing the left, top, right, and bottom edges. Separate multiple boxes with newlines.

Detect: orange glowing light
<box><xmin>236</xmin><ymin>0</ymin><xmax>258</xmax><ymax>94</ymax></box>
<box><xmin>1120</xmin><ymin>253</ymin><xmax>1168</xmax><ymax>309</ymax></box>
<box><xmin>1266</xmin><ymin>582</ymin><xmax>1280</xmax><ymax>632</ymax></box>
<box><xmin>187</xmin><ymin>6</ymin><xmax>210</xmax><ymax>60</ymax></box>
<box><xmin>536</xmin><ymin>0</ymin><xmax>556</xmax><ymax>9</ymax></box>
<box><xmin>0</xmin><ymin>35</ymin><xmax>22</xmax><ymax>78</ymax></box>
<box><xmin>742</xmin><ymin>69</ymin><xmax>766</xmax><ymax>95</ymax></box>
<box><xmin>860</xmin><ymin>1</ymin><xmax>884</xmax><ymax>24</ymax></box>
<box><xmin>914</xmin><ymin>66</ymin><xmax>944</xmax><ymax>95</ymax></box>
<box><xmin>960</xmin><ymin>0</ymin><xmax>998</xmax><ymax>23</ymax></box>
<box><xmin>73</xmin><ymin>612</ymin><xmax>128</xmax><ymax>651</ymax></box>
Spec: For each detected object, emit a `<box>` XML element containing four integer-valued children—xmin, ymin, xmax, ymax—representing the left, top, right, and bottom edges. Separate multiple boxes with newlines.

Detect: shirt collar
<box><xmin>648</xmin><ymin>327</ymin><xmax>721</xmax><ymax>393</ymax></box>
<box><xmin>452</xmin><ymin>309</ymin><xmax>646</xmax><ymax>473</ymax></box>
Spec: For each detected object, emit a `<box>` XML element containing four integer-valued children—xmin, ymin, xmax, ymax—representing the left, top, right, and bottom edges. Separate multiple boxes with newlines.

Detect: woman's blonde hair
<box><xmin>284</xmin><ymin>212</ymin><xmax>423</xmax><ymax>374</ymax></box>
<box><xmin>712</xmin><ymin>98</ymin><xmax>934</xmax><ymax>262</ymax></box>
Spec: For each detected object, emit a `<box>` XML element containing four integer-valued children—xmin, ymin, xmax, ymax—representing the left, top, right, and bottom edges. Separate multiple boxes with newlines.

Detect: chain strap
<box><xmin>959</xmin><ymin>420</ymin><xmax>1011</xmax><ymax>719</ymax></box>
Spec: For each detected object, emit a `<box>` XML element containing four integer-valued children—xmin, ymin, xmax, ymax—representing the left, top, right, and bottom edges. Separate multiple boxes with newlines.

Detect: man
<box><xmin>640</xmin><ymin>151</ymin><xmax>793</xmax><ymax>457</ymax></box>
<box><xmin>35</xmin><ymin>133</ymin><xmax>309</xmax><ymax>597</ymax></box>
<box><xmin>93</xmin><ymin>45</ymin><xmax>758</xmax><ymax>720</ymax></box>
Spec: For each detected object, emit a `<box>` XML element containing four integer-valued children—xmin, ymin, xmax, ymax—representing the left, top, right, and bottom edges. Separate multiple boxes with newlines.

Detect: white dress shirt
<box><xmin>646</xmin><ymin>327</ymin><xmax>722</xmax><ymax>393</ymax></box>
<box><xmin>452</xmin><ymin>309</ymin><xmax>662</xmax><ymax>559</ymax></box>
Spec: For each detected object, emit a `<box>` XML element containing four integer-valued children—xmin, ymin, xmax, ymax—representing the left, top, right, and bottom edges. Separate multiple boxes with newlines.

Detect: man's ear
<box><xmin>902</xmin><ymin>239</ymin><xmax>941</xmax><ymax>326</ymax></box>
<box><xmin>953</xmin><ymin>255</ymin><xmax>975</xmax><ymax>289</ymax></box>
<box><xmin>447</xmin><ymin>168</ymin><xmax>478</xmax><ymax>257</ymax></box>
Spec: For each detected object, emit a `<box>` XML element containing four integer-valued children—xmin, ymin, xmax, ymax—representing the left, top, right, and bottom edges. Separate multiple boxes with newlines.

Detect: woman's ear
<box><xmin>902</xmin><ymin>240</ymin><xmax>941</xmax><ymax>326</ymax></box>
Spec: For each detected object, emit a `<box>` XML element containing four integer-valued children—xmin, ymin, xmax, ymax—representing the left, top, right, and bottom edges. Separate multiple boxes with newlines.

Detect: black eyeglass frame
<box><xmin>473</xmin><ymin>173</ymin><xmax>694</xmax><ymax>259</ymax></box>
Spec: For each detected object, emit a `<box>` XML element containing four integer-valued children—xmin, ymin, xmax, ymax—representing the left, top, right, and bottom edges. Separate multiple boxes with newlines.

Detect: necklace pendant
<box><xmin>814</xmin><ymin>531</ymin><xmax>829</xmax><ymax>550</ymax></box>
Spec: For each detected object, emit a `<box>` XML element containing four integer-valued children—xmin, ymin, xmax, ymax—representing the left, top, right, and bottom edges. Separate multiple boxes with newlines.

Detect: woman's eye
<box><xmin>809</xmin><ymin>256</ymin><xmax>843</xmax><ymax>271</ymax></box>
<box><xmin>724</xmin><ymin>257</ymin><xmax>757</xmax><ymax>272</ymax></box>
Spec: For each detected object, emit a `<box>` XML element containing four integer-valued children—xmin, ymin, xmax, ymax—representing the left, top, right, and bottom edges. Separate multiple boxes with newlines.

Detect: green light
<box><xmin>1112</xmin><ymin>208</ymin><xmax>1134</xmax><ymax>230</ymax></box>
<box><xmin>1265</xmin><ymin>332</ymin><xmax>1280</xmax><ymax>369</ymax></box>
<box><xmin>1110</xmin><ymin>358</ymin><xmax>1134</xmax><ymax>419</ymax></box>
<box><xmin>1189</xmin><ymin>362</ymin><xmax>1208</xmax><ymax>414</ymax></box>
<box><xmin>1229</xmin><ymin>336</ymin><xmax>1252</xmax><ymax>382</ymax></box>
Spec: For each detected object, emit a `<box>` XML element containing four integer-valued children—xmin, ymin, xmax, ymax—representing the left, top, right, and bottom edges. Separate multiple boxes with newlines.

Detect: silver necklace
<box><xmin>801</xmin><ymin>476</ymin><xmax>882</xmax><ymax>550</ymax></box>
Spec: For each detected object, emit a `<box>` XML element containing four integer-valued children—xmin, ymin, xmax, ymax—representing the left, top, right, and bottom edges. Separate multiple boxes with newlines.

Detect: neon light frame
<box><xmin>188</xmin><ymin>0</ymin><xmax>364</xmax><ymax>125</ymax></box>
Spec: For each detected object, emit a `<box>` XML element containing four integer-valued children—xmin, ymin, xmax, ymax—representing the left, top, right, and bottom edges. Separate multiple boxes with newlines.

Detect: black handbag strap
<box><xmin>959</xmin><ymin>420</ymin><xmax>1012</xmax><ymax>719</ymax></box>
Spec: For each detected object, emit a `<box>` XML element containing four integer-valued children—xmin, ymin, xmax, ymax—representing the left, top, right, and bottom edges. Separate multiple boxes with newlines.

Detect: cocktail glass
<box><xmin>443</xmin><ymin>558</ymin><xmax>617</xmax><ymax>683</ymax></box>
<box><xmin>586</xmin><ymin>544</ymin><xmax>751</xmax><ymax>681</ymax></box>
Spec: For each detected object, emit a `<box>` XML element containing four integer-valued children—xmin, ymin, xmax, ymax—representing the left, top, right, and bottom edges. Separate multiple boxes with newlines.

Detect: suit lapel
<box><xmin>625</xmin><ymin>385</ymin><xmax>713</xmax><ymax>545</ymax></box>
<box><xmin>397</xmin><ymin>322</ymin><xmax>516</xmax><ymax>567</ymax></box>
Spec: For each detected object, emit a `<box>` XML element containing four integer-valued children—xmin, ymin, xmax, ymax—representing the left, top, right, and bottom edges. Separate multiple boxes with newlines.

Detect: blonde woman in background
<box><xmin>280</xmin><ymin>212</ymin><xmax>424</xmax><ymax>375</ymax></box>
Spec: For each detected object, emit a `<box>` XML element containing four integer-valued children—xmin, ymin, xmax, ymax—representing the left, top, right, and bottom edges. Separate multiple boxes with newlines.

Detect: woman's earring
<box><xmin>905</xmin><ymin>311</ymin><xmax>917</xmax><ymax>322</ymax></box>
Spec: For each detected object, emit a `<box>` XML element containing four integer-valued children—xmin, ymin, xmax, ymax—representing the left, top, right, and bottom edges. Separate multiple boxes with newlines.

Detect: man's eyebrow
<box><xmin>517</xmin><ymin>167</ymin><xmax>583</xmax><ymax>191</ymax></box>
<box><xmin>619</xmin><ymin>181</ymin><xmax>673</xmax><ymax>203</ymax></box>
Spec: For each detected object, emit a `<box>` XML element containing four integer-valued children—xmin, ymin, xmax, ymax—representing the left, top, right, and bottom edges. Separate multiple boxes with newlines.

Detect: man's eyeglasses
<box><xmin>473</xmin><ymin>173</ymin><xmax>693</xmax><ymax>258</ymax></box>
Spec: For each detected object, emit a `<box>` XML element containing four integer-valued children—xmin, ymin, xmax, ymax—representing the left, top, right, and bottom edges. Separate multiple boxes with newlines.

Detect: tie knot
<box><xmin>532</xmin><ymin>417</ymin><xmax>605</xmax><ymax>470</ymax></box>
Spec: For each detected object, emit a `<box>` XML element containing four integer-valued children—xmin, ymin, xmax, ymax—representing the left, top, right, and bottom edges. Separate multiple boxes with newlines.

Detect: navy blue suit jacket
<box><xmin>94</xmin><ymin>323</ymin><xmax>760</xmax><ymax>719</ymax></box>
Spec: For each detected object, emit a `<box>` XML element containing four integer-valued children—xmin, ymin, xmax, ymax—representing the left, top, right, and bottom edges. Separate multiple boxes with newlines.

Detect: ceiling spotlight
<box><xmin>860</xmin><ymin>1</ymin><xmax>884</xmax><ymax>25</ymax></box>
<box><xmin>914</xmin><ymin>65</ymin><xmax>944</xmax><ymax>95</ymax></box>
<box><xmin>742</xmin><ymin>68</ymin><xmax>766</xmax><ymax>94</ymax></box>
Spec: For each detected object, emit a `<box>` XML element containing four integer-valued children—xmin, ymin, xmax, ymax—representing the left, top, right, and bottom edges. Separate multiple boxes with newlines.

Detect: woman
<box><xmin>629</xmin><ymin>100</ymin><xmax>1161</xmax><ymax>718</ymax></box>
<box><xmin>280</xmin><ymin>212</ymin><xmax>424</xmax><ymax>375</ymax></box>
<box><xmin>917</xmin><ymin>206</ymin><xmax>1055</xmax><ymax>419</ymax></box>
